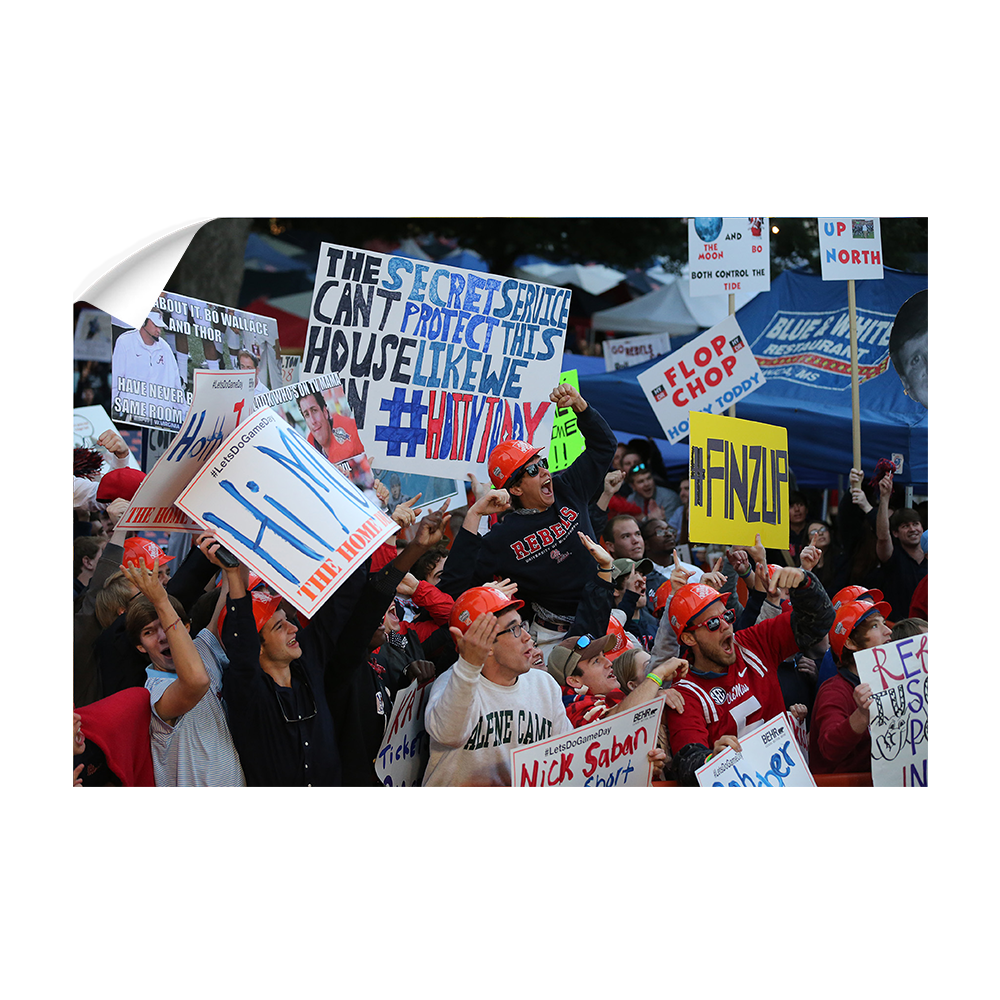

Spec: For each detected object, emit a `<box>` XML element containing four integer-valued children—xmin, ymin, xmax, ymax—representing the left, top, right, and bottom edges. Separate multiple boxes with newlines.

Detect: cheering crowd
<box><xmin>72</xmin><ymin>383</ymin><xmax>927</xmax><ymax>786</ymax></box>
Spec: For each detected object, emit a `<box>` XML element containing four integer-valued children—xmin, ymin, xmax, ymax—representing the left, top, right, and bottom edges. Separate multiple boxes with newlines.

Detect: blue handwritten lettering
<box><xmin>374</xmin><ymin>387</ymin><xmax>428</xmax><ymax>457</ymax></box>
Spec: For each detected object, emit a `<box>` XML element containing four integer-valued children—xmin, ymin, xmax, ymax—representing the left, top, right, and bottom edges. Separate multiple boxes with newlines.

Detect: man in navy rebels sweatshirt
<box><xmin>438</xmin><ymin>382</ymin><xmax>617</xmax><ymax>667</ymax></box>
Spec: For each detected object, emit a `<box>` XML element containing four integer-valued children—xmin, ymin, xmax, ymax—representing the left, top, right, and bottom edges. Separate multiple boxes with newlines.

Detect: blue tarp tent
<box><xmin>571</xmin><ymin>268</ymin><xmax>928</xmax><ymax>488</ymax></box>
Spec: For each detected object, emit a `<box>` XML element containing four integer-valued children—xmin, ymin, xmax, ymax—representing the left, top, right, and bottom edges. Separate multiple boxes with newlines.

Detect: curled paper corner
<box><xmin>75</xmin><ymin>219</ymin><xmax>212</xmax><ymax>328</ymax></box>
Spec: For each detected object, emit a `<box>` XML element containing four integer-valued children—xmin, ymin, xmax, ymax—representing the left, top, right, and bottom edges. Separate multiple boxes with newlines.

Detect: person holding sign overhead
<box><xmin>663</xmin><ymin>564</ymin><xmax>834</xmax><ymax>785</ymax></box>
<box><xmin>217</xmin><ymin>508</ymin><xmax>448</xmax><ymax>786</ymax></box>
<box><xmin>441</xmin><ymin>382</ymin><xmax>616</xmax><ymax>666</ymax></box>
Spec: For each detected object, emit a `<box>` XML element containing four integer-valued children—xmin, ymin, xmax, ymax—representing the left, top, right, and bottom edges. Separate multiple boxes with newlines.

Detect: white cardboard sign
<box><xmin>120</xmin><ymin>369</ymin><xmax>255</xmax><ymax>533</ymax></box>
<box><xmin>688</xmin><ymin>217</ymin><xmax>771</xmax><ymax>298</ymax></box>
<box><xmin>175</xmin><ymin>405</ymin><xmax>398</xmax><ymax>617</ymax></box>
<box><xmin>376</xmin><ymin>678</ymin><xmax>432</xmax><ymax>787</ymax></box>
<box><xmin>636</xmin><ymin>314</ymin><xmax>766</xmax><ymax>443</ymax></box>
<box><xmin>854</xmin><ymin>633</ymin><xmax>928</xmax><ymax>787</ymax></box>
<box><xmin>511</xmin><ymin>698</ymin><xmax>664</xmax><ymax>787</ymax></box>
<box><xmin>818</xmin><ymin>217</ymin><xmax>884</xmax><ymax>281</ymax></box>
<box><xmin>602</xmin><ymin>332</ymin><xmax>672</xmax><ymax>371</ymax></box>
<box><xmin>301</xmin><ymin>242</ymin><xmax>569</xmax><ymax>481</ymax></box>
<box><xmin>696</xmin><ymin>713</ymin><xmax>815</xmax><ymax>787</ymax></box>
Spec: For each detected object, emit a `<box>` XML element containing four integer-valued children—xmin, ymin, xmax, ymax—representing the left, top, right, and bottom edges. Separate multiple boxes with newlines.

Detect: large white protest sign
<box><xmin>111</xmin><ymin>292</ymin><xmax>282</xmax><ymax>433</ymax></box>
<box><xmin>175</xmin><ymin>406</ymin><xmax>398</xmax><ymax>617</ymax></box>
<box><xmin>688</xmin><ymin>217</ymin><xmax>771</xmax><ymax>298</ymax></box>
<box><xmin>302</xmin><ymin>243</ymin><xmax>569</xmax><ymax>481</ymax></box>
<box><xmin>602</xmin><ymin>333</ymin><xmax>672</xmax><ymax>372</ymax></box>
<box><xmin>854</xmin><ymin>633</ymin><xmax>928</xmax><ymax>787</ymax></box>
<box><xmin>636</xmin><ymin>314</ymin><xmax>765</xmax><ymax>444</ymax></box>
<box><xmin>119</xmin><ymin>370</ymin><xmax>256</xmax><ymax>533</ymax></box>
<box><xmin>376</xmin><ymin>678</ymin><xmax>432</xmax><ymax>787</ymax></box>
<box><xmin>511</xmin><ymin>699</ymin><xmax>663</xmax><ymax>787</ymax></box>
<box><xmin>696</xmin><ymin>714</ymin><xmax>815</xmax><ymax>787</ymax></box>
<box><xmin>818</xmin><ymin>218</ymin><xmax>884</xmax><ymax>281</ymax></box>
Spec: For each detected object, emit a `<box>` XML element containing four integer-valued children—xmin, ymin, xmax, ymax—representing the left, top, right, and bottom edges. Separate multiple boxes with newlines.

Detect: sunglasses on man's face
<box><xmin>686</xmin><ymin>608</ymin><xmax>736</xmax><ymax>633</ymax></box>
<box><xmin>515</xmin><ymin>457</ymin><xmax>548</xmax><ymax>482</ymax></box>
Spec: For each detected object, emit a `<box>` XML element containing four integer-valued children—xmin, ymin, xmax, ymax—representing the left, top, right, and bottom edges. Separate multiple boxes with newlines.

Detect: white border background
<box><xmin>10</xmin><ymin>3</ymin><xmax>976</xmax><ymax>997</ymax></box>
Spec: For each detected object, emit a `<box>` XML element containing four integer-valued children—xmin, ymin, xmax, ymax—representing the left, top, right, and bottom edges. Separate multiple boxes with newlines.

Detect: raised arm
<box><xmin>606</xmin><ymin>656</ymin><xmax>689</xmax><ymax>718</ymax></box>
<box><xmin>437</xmin><ymin>486</ymin><xmax>510</xmax><ymax>598</ymax></box>
<box><xmin>79</xmin><ymin>498</ymin><xmax>130</xmax><ymax>618</ymax></box>
<box><xmin>166</xmin><ymin>532</ymin><xmax>223</xmax><ymax>612</ymax></box>
<box><xmin>777</xmin><ymin>567</ymin><xmax>835</xmax><ymax>651</ymax></box>
<box><xmin>875</xmin><ymin>472</ymin><xmax>894</xmax><ymax>564</ymax></box>
<box><xmin>424</xmin><ymin>612</ymin><xmax>499</xmax><ymax>746</ymax></box>
<box><xmin>123</xmin><ymin>558</ymin><xmax>209</xmax><ymax>726</ymax></box>
<box><xmin>549</xmin><ymin>384</ymin><xmax>616</xmax><ymax>498</ymax></box>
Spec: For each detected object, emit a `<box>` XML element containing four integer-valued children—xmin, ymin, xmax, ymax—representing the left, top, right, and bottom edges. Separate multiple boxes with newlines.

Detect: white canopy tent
<box><xmin>591</xmin><ymin>269</ymin><xmax>760</xmax><ymax>336</ymax></box>
<box><xmin>512</xmin><ymin>260</ymin><xmax>625</xmax><ymax>296</ymax></box>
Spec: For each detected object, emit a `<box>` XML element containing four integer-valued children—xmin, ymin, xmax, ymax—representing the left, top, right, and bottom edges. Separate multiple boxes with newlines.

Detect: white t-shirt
<box><xmin>423</xmin><ymin>656</ymin><xmax>573</xmax><ymax>787</ymax></box>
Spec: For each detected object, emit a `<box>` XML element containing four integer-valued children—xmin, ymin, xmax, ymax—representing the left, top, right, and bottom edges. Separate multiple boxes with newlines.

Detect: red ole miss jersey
<box><xmin>665</xmin><ymin>612</ymin><xmax>797</xmax><ymax>755</ymax></box>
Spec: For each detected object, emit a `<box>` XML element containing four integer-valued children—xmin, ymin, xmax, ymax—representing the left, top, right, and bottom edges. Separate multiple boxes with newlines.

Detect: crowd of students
<box><xmin>72</xmin><ymin>382</ymin><xmax>927</xmax><ymax>787</ymax></box>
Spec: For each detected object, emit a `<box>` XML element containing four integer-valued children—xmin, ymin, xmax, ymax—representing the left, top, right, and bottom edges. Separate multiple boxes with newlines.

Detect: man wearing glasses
<box><xmin>664</xmin><ymin>567</ymin><xmax>834</xmax><ymax>785</ymax></box>
<box><xmin>423</xmin><ymin>585</ymin><xmax>575</xmax><ymax>786</ymax></box>
<box><xmin>469</xmin><ymin>382</ymin><xmax>617</xmax><ymax>664</ymax></box>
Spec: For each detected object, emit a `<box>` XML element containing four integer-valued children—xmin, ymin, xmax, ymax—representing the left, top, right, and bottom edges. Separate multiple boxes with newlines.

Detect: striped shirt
<box><xmin>145</xmin><ymin>629</ymin><xmax>246</xmax><ymax>787</ymax></box>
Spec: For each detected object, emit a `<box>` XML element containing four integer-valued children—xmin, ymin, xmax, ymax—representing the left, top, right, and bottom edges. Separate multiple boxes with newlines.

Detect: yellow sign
<box><xmin>688</xmin><ymin>411</ymin><xmax>789</xmax><ymax>548</ymax></box>
<box><xmin>548</xmin><ymin>370</ymin><xmax>586</xmax><ymax>472</ymax></box>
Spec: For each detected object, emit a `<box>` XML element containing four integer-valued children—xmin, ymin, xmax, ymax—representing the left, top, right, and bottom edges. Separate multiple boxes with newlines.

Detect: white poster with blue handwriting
<box><xmin>175</xmin><ymin>405</ymin><xmax>398</xmax><ymax>617</ymax></box>
<box><xmin>119</xmin><ymin>369</ymin><xmax>255</xmax><ymax>533</ymax></box>
<box><xmin>302</xmin><ymin>242</ymin><xmax>569</xmax><ymax>481</ymax></box>
<box><xmin>696</xmin><ymin>713</ymin><xmax>815</xmax><ymax>787</ymax></box>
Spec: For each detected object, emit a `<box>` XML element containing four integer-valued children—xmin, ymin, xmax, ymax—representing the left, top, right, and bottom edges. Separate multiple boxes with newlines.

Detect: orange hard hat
<box><xmin>218</xmin><ymin>590</ymin><xmax>283</xmax><ymax>638</ymax></box>
<box><xmin>488</xmin><ymin>439</ymin><xmax>544</xmax><ymax>489</ymax></box>
<box><xmin>605</xmin><ymin>609</ymin><xmax>639</xmax><ymax>660</ymax></box>
<box><xmin>668</xmin><ymin>582</ymin><xmax>728</xmax><ymax>640</ymax></box>
<box><xmin>828</xmin><ymin>599</ymin><xmax>892</xmax><ymax>659</ymax></box>
<box><xmin>653</xmin><ymin>580</ymin><xmax>672</xmax><ymax>617</ymax></box>
<box><xmin>831</xmin><ymin>585</ymin><xmax>885</xmax><ymax>611</ymax></box>
<box><xmin>449</xmin><ymin>585</ymin><xmax>524</xmax><ymax>635</ymax></box>
<box><xmin>122</xmin><ymin>537</ymin><xmax>174</xmax><ymax>571</ymax></box>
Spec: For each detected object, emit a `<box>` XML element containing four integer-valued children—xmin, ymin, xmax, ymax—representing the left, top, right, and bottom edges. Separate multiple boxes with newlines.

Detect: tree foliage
<box><xmin>255</xmin><ymin>216</ymin><xmax>927</xmax><ymax>279</ymax></box>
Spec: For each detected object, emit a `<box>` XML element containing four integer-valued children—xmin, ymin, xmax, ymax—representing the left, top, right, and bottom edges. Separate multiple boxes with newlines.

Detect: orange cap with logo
<box><xmin>449</xmin><ymin>586</ymin><xmax>524</xmax><ymax>637</ymax></box>
<box><xmin>487</xmin><ymin>440</ymin><xmax>544</xmax><ymax>489</ymax></box>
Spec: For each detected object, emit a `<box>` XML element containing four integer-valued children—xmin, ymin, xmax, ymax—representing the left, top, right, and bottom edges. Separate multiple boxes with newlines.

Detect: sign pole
<box><xmin>727</xmin><ymin>293</ymin><xmax>736</xmax><ymax>417</ymax></box>
<box><xmin>818</xmin><ymin>219</ymin><xmax>884</xmax><ymax>472</ymax></box>
<box><xmin>847</xmin><ymin>278</ymin><xmax>861</xmax><ymax>469</ymax></box>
